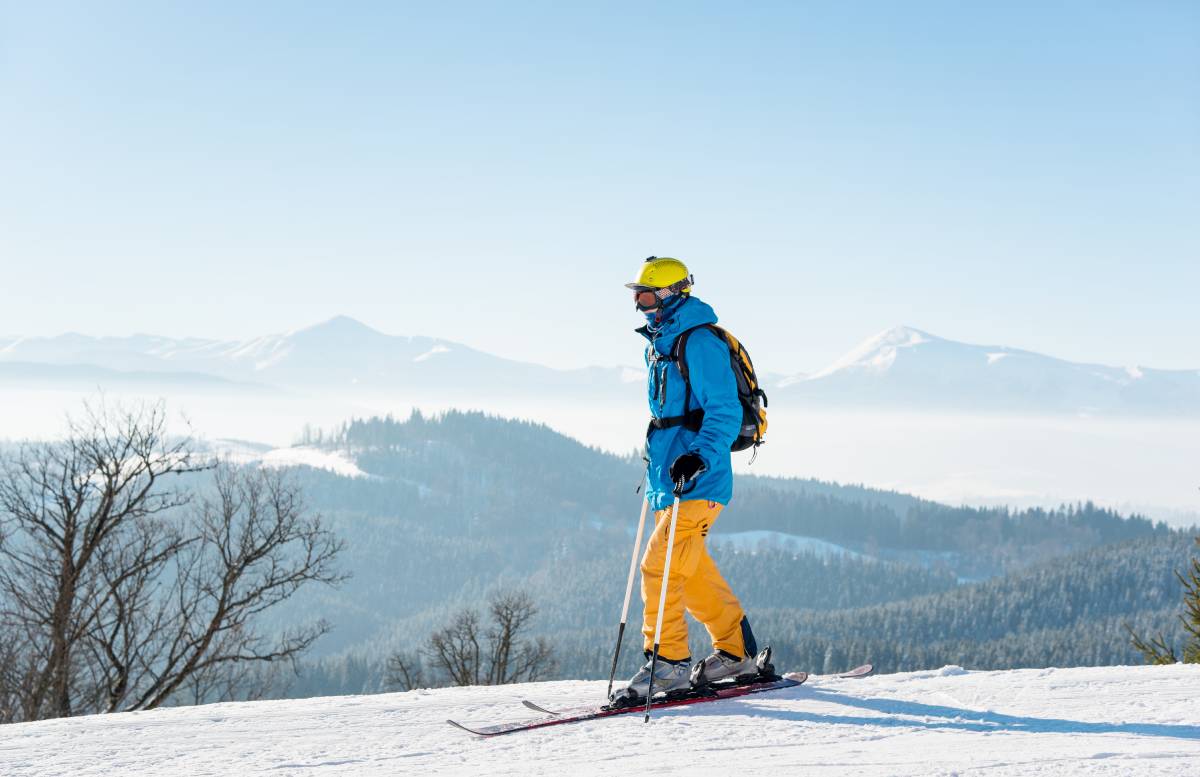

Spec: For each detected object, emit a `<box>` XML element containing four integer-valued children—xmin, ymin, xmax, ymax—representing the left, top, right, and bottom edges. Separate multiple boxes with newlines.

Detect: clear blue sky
<box><xmin>2</xmin><ymin>1</ymin><xmax>1196</xmax><ymax>373</ymax></box>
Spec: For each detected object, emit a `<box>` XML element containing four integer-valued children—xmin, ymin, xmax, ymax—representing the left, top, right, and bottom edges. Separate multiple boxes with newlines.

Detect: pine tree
<box><xmin>1127</xmin><ymin>537</ymin><xmax>1200</xmax><ymax>664</ymax></box>
<box><xmin>1178</xmin><ymin>539</ymin><xmax>1200</xmax><ymax>663</ymax></box>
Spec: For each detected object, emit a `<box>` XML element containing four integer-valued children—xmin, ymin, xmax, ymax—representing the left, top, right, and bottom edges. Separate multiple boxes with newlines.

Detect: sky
<box><xmin>1</xmin><ymin>1</ymin><xmax>1197</xmax><ymax>374</ymax></box>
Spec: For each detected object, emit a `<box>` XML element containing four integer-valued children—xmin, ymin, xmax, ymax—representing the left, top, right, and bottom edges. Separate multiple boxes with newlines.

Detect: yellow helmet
<box><xmin>624</xmin><ymin>256</ymin><xmax>693</xmax><ymax>292</ymax></box>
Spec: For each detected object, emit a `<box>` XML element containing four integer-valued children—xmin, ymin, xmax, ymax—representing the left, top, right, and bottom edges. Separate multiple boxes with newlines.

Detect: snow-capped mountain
<box><xmin>780</xmin><ymin>326</ymin><xmax>1200</xmax><ymax>416</ymax></box>
<box><xmin>0</xmin><ymin>316</ymin><xmax>633</xmax><ymax>397</ymax></box>
<box><xmin>3</xmin><ymin>319</ymin><xmax>1197</xmax><ymax>416</ymax></box>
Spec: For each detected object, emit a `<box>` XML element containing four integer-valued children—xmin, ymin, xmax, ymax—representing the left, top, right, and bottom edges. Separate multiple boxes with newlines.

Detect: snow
<box><xmin>413</xmin><ymin>344</ymin><xmax>451</xmax><ymax>363</ymax></box>
<box><xmin>258</xmin><ymin>446</ymin><xmax>368</xmax><ymax>478</ymax></box>
<box><xmin>987</xmin><ymin>352</ymin><xmax>1009</xmax><ymax>365</ymax></box>
<box><xmin>710</xmin><ymin>530</ymin><xmax>869</xmax><ymax>560</ymax></box>
<box><xmin>2</xmin><ymin>665</ymin><xmax>1197</xmax><ymax>776</ymax></box>
<box><xmin>808</xmin><ymin>325</ymin><xmax>935</xmax><ymax>381</ymax></box>
<box><xmin>200</xmin><ymin>441</ymin><xmax>369</xmax><ymax>479</ymax></box>
<box><xmin>225</xmin><ymin>335</ymin><xmax>294</xmax><ymax>371</ymax></box>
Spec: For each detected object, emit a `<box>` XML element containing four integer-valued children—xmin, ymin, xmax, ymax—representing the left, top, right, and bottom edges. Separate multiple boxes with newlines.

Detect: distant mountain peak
<box><xmin>288</xmin><ymin>315</ymin><xmax>386</xmax><ymax>339</ymax></box>
<box><xmin>779</xmin><ymin>325</ymin><xmax>1200</xmax><ymax>417</ymax></box>
<box><xmin>808</xmin><ymin>325</ymin><xmax>938</xmax><ymax>380</ymax></box>
<box><xmin>878</xmin><ymin>325</ymin><xmax>938</xmax><ymax>345</ymax></box>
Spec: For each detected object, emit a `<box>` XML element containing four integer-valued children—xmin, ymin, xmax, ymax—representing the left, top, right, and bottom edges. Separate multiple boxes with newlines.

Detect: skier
<box><xmin>614</xmin><ymin>256</ymin><xmax>760</xmax><ymax>702</ymax></box>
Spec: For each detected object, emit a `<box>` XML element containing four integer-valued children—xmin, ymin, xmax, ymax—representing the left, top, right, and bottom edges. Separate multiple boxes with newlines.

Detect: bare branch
<box><xmin>417</xmin><ymin>590</ymin><xmax>554</xmax><ymax>688</ymax></box>
<box><xmin>385</xmin><ymin>651</ymin><xmax>425</xmax><ymax>692</ymax></box>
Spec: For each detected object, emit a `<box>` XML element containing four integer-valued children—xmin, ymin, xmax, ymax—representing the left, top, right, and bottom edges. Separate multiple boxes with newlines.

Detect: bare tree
<box><xmin>485</xmin><ymin>591</ymin><xmax>553</xmax><ymax>685</ymax></box>
<box><xmin>0</xmin><ymin>401</ymin><xmax>201</xmax><ymax>720</ymax></box>
<box><xmin>84</xmin><ymin>513</ymin><xmax>190</xmax><ymax>713</ymax></box>
<box><xmin>0</xmin><ymin>624</ymin><xmax>37</xmax><ymax>724</ymax></box>
<box><xmin>412</xmin><ymin>590</ymin><xmax>555</xmax><ymax>689</ymax></box>
<box><xmin>116</xmin><ymin>465</ymin><xmax>346</xmax><ymax>711</ymax></box>
<box><xmin>182</xmin><ymin>654</ymin><xmax>288</xmax><ymax>706</ymax></box>
<box><xmin>384</xmin><ymin>650</ymin><xmax>425</xmax><ymax>692</ymax></box>
<box><xmin>0</xmin><ymin>401</ymin><xmax>345</xmax><ymax>722</ymax></box>
<box><xmin>427</xmin><ymin>609</ymin><xmax>484</xmax><ymax>686</ymax></box>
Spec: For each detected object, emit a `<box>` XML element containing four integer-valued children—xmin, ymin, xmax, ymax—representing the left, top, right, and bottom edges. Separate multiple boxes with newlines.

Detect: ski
<box><xmin>516</xmin><ymin>664</ymin><xmax>867</xmax><ymax>718</ymax></box>
<box><xmin>520</xmin><ymin>700</ymin><xmax>559</xmax><ymax>716</ymax></box>
<box><xmin>448</xmin><ymin>674</ymin><xmax>806</xmax><ymax>737</ymax></box>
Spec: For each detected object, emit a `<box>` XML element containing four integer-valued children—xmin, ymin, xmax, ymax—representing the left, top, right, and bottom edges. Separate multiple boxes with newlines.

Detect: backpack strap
<box><xmin>672</xmin><ymin>324</ymin><xmax>723</xmax><ymax>383</ymax></box>
<box><xmin>646</xmin><ymin>325</ymin><xmax>712</xmax><ymax>435</ymax></box>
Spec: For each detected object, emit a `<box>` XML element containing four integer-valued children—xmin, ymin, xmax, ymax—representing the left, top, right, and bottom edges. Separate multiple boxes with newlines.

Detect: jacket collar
<box><xmin>634</xmin><ymin>295</ymin><xmax>719</xmax><ymax>351</ymax></box>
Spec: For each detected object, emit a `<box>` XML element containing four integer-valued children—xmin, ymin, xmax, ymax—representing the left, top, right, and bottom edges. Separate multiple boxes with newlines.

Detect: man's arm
<box><xmin>682</xmin><ymin>329</ymin><xmax>741</xmax><ymax>466</ymax></box>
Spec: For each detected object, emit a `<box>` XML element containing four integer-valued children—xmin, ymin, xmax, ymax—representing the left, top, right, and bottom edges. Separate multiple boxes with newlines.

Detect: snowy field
<box><xmin>2</xmin><ymin>665</ymin><xmax>1198</xmax><ymax>776</ymax></box>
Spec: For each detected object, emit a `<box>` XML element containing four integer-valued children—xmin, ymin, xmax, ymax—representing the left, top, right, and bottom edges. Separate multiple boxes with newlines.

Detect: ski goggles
<box><xmin>632</xmin><ymin>288</ymin><xmax>668</xmax><ymax>310</ymax></box>
<box><xmin>628</xmin><ymin>276</ymin><xmax>693</xmax><ymax>311</ymax></box>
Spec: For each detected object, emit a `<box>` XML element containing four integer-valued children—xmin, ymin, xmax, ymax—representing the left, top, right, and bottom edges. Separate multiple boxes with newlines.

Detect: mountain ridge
<box><xmin>779</xmin><ymin>324</ymin><xmax>1200</xmax><ymax>416</ymax></box>
<box><xmin>3</xmin><ymin>317</ymin><xmax>1197</xmax><ymax>415</ymax></box>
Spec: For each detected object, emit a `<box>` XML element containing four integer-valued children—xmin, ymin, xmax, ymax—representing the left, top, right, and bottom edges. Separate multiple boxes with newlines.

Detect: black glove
<box><xmin>669</xmin><ymin>453</ymin><xmax>706</xmax><ymax>492</ymax></box>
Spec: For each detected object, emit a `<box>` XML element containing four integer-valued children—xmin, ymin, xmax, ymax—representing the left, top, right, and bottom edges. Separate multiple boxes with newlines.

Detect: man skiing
<box><xmin>614</xmin><ymin>256</ymin><xmax>760</xmax><ymax>703</ymax></box>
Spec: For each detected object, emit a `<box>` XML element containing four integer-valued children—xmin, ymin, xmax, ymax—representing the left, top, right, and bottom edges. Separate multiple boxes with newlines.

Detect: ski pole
<box><xmin>606</xmin><ymin>492</ymin><xmax>651</xmax><ymax>702</ymax></box>
<box><xmin>644</xmin><ymin>483</ymin><xmax>683</xmax><ymax>723</ymax></box>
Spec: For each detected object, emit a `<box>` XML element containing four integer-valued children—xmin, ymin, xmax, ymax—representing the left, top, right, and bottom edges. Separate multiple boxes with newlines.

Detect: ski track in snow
<box><xmin>2</xmin><ymin>665</ymin><xmax>1198</xmax><ymax>776</ymax></box>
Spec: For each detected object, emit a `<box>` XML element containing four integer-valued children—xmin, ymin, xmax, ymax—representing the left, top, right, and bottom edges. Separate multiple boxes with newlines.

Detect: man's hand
<box><xmin>669</xmin><ymin>453</ymin><xmax>706</xmax><ymax>492</ymax></box>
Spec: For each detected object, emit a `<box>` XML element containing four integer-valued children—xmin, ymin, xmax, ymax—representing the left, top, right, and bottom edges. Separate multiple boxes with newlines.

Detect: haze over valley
<box><xmin>2</xmin><ymin>316</ymin><xmax>1197</xmax><ymax>526</ymax></box>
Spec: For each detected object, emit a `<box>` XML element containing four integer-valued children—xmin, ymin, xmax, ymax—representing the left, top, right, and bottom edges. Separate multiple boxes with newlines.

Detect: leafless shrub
<box><xmin>400</xmin><ymin>590</ymin><xmax>555</xmax><ymax>690</ymax></box>
<box><xmin>385</xmin><ymin>650</ymin><xmax>425</xmax><ymax>692</ymax></box>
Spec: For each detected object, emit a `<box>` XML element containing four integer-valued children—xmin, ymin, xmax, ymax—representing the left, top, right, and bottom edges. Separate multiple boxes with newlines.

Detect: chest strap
<box><xmin>647</xmin><ymin>408</ymin><xmax>705</xmax><ymax>435</ymax></box>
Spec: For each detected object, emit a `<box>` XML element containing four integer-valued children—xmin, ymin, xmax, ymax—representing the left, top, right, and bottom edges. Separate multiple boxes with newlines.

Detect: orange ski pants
<box><xmin>640</xmin><ymin>499</ymin><xmax>746</xmax><ymax>662</ymax></box>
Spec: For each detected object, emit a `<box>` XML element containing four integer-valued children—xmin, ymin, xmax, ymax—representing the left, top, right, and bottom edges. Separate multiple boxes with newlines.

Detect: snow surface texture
<box><xmin>3</xmin><ymin>665</ymin><xmax>1198</xmax><ymax>776</ymax></box>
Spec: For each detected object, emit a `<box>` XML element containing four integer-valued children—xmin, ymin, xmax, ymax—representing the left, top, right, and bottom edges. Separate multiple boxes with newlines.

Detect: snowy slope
<box><xmin>3</xmin><ymin>665</ymin><xmax>1198</xmax><ymax>776</ymax></box>
<box><xmin>709</xmin><ymin>530</ymin><xmax>869</xmax><ymax>560</ymax></box>
<box><xmin>200</xmin><ymin>439</ymin><xmax>370</xmax><ymax>479</ymax></box>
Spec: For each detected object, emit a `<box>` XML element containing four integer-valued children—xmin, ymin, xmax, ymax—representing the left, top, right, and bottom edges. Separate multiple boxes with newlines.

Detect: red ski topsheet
<box><xmin>447</xmin><ymin>675</ymin><xmax>807</xmax><ymax>737</ymax></box>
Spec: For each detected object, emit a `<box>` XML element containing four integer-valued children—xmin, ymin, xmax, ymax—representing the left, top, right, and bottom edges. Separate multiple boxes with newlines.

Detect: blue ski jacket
<box><xmin>637</xmin><ymin>295</ymin><xmax>740</xmax><ymax>511</ymax></box>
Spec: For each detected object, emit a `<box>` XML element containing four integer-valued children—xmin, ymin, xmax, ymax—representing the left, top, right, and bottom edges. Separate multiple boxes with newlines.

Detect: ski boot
<box><xmin>691</xmin><ymin>646</ymin><xmax>778</xmax><ymax>688</ymax></box>
<box><xmin>608</xmin><ymin>655</ymin><xmax>692</xmax><ymax>708</ymax></box>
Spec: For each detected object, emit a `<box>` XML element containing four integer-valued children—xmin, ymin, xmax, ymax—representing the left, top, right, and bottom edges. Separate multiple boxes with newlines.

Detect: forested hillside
<box><xmin>300</xmin><ymin>411</ymin><xmax>1169</xmax><ymax>570</ymax></box>
<box><xmin>738</xmin><ymin>534</ymin><xmax>1195</xmax><ymax>674</ymax></box>
<box><xmin>253</xmin><ymin>411</ymin><xmax>1192</xmax><ymax>698</ymax></box>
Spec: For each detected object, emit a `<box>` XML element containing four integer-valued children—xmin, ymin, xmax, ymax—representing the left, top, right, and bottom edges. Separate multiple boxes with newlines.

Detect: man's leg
<box><xmin>678</xmin><ymin>500</ymin><xmax>759</xmax><ymax>661</ymax></box>
<box><xmin>639</xmin><ymin>501</ymin><xmax>708</xmax><ymax>662</ymax></box>
<box><xmin>683</xmin><ymin>544</ymin><xmax>749</xmax><ymax>658</ymax></box>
